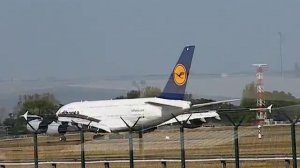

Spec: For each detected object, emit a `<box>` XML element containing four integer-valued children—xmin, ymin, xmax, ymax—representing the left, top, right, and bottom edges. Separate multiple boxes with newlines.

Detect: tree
<box><xmin>240</xmin><ymin>82</ymin><xmax>300</xmax><ymax>122</ymax></box>
<box><xmin>240</xmin><ymin>82</ymin><xmax>299</xmax><ymax>108</ymax></box>
<box><xmin>3</xmin><ymin>93</ymin><xmax>60</xmax><ymax>135</ymax></box>
<box><xmin>15</xmin><ymin>93</ymin><xmax>60</xmax><ymax>117</ymax></box>
<box><xmin>115</xmin><ymin>86</ymin><xmax>161</xmax><ymax>99</ymax></box>
<box><xmin>141</xmin><ymin>86</ymin><xmax>161</xmax><ymax>98</ymax></box>
<box><xmin>0</xmin><ymin>107</ymin><xmax>6</xmax><ymax>124</ymax></box>
<box><xmin>240</xmin><ymin>82</ymin><xmax>256</xmax><ymax>108</ymax></box>
<box><xmin>184</xmin><ymin>93</ymin><xmax>193</xmax><ymax>101</ymax></box>
<box><xmin>126</xmin><ymin>90</ymin><xmax>141</xmax><ymax>99</ymax></box>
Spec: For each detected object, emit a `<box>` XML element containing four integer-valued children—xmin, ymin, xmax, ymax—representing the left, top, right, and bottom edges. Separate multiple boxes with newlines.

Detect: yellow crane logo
<box><xmin>173</xmin><ymin>64</ymin><xmax>187</xmax><ymax>86</ymax></box>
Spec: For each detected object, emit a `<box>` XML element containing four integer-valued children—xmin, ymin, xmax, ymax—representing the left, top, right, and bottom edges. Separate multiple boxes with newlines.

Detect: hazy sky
<box><xmin>0</xmin><ymin>1</ymin><xmax>299</xmax><ymax>79</ymax></box>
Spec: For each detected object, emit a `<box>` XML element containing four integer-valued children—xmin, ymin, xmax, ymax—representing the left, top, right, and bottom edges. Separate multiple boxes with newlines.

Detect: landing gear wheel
<box><xmin>59</xmin><ymin>135</ymin><xmax>66</xmax><ymax>142</ymax></box>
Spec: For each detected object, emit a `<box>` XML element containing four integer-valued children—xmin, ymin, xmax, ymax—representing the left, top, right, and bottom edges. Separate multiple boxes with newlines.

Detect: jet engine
<box><xmin>184</xmin><ymin>119</ymin><xmax>206</xmax><ymax>129</ymax></box>
<box><xmin>26</xmin><ymin>119</ymin><xmax>67</xmax><ymax>135</ymax></box>
<box><xmin>22</xmin><ymin>112</ymin><xmax>69</xmax><ymax>141</ymax></box>
<box><xmin>26</xmin><ymin>119</ymin><xmax>43</xmax><ymax>133</ymax></box>
<box><xmin>46</xmin><ymin>121</ymin><xmax>68</xmax><ymax>135</ymax></box>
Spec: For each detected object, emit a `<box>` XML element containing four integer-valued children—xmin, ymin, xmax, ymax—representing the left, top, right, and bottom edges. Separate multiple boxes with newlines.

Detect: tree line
<box><xmin>1</xmin><ymin>83</ymin><xmax>299</xmax><ymax>135</ymax></box>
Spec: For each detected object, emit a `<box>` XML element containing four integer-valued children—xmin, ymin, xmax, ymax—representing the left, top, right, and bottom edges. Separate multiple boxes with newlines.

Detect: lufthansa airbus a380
<box><xmin>23</xmin><ymin>46</ymin><xmax>239</xmax><ymax>140</ymax></box>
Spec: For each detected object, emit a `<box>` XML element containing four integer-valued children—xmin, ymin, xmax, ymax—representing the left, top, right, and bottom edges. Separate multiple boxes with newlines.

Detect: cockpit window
<box><xmin>61</xmin><ymin>111</ymin><xmax>80</xmax><ymax>115</ymax></box>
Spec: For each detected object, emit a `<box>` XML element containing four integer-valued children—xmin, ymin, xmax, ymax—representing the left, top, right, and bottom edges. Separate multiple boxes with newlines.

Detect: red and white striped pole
<box><xmin>252</xmin><ymin>64</ymin><xmax>268</xmax><ymax>138</ymax></box>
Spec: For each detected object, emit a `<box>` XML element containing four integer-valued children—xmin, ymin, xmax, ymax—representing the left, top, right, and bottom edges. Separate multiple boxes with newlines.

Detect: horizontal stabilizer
<box><xmin>21</xmin><ymin>111</ymin><xmax>43</xmax><ymax>121</ymax></box>
<box><xmin>249</xmin><ymin>104</ymin><xmax>273</xmax><ymax>113</ymax></box>
<box><xmin>191</xmin><ymin>99</ymin><xmax>240</xmax><ymax>109</ymax></box>
<box><xmin>145</xmin><ymin>101</ymin><xmax>184</xmax><ymax>108</ymax></box>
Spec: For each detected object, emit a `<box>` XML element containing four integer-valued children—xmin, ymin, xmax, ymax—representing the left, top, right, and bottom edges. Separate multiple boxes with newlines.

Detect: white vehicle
<box><xmin>23</xmin><ymin>46</ymin><xmax>238</xmax><ymax>140</ymax></box>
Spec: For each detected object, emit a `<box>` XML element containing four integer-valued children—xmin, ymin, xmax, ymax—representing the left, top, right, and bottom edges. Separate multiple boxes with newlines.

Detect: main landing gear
<box><xmin>59</xmin><ymin>135</ymin><xmax>66</xmax><ymax>141</ymax></box>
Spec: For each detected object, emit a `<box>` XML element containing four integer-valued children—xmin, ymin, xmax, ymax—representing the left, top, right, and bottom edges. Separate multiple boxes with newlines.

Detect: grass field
<box><xmin>0</xmin><ymin>125</ymin><xmax>299</xmax><ymax>167</ymax></box>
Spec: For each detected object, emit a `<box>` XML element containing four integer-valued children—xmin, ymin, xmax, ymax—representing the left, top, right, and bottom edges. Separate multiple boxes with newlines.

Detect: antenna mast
<box><xmin>252</xmin><ymin>64</ymin><xmax>268</xmax><ymax>125</ymax></box>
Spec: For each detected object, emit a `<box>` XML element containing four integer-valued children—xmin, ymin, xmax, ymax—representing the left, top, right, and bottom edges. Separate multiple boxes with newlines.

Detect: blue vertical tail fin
<box><xmin>159</xmin><ymin>45</ymin><xmax>195</xmax><ymax>100</ymax></box>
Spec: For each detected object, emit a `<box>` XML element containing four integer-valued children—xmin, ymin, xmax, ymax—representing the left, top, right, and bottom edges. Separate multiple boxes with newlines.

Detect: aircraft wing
<box><xmin>190</xmin><ymin>99</ymin><xmax>240</xmax><ymax>109</ymax></box>
<box><xmin>146</xmin><ymin>99</ymin><xmax>240</xmax><ymax>110</ymax></box>
<box><xmin>88</xmin><ymin>122</ymin><xmax>112</xmax><ymax>133</ymax></box>
<box><xmin>57</xmin><ymin>113</ymin><xmax>101</xmax><ymax>122</ymax></box>
<box><xmin>158</xmin><ymin>110</ymin><xmax>220</xmax><ymax>127</ymax></box>
<box><xmin>57</xmin><ymin>113</ymin><xmax>112</xmax><ymax>133</ymax></box>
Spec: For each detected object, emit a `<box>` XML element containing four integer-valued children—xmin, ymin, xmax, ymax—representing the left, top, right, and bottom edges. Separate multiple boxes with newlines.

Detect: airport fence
<box><xmin>0</xmin><ymin>124</ymin><xmax>300</xmax><ymax>168</ymax></box>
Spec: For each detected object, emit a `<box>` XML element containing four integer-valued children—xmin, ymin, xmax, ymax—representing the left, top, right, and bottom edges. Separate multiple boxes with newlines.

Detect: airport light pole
<box><xmin>278</xmin><ymin>32</ymin><xmax>283</xmax><ymax>78</ymax></box>
<box><xmin>171</xmin><ymin>113</ymin><xmax>192</xmax><ymax>168</ymax></box>
<box><xmin>225</xmin><ymin>114</ymin><xmax>245</xmax><ymax>168</ymax></box>
<box><xmin>120</xmin><ymin>117</ymin><xmax>141</xmax><ymax>168</ymax></box>
<box><xmin>283</xmin><ymin>114</ymin><xmax>299</xmax><ymax>168</ymax></box>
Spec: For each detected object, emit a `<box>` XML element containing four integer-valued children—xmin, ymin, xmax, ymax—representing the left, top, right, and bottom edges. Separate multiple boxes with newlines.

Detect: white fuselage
<box><xmin>56</xmin><ymin>97</ymin><xmax>191</xmax><ymax>132</ymax></box>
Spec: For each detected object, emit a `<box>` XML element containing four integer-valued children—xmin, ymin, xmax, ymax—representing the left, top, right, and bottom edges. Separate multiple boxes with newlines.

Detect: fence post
<box><xmin>128</xmin><ymin>129</ymin><xmax>134</xmax><ymax>168</ymax></box>
<box><xmin>24</xmin><ymin>115</ymin><xmax>39</xmax><ymax>168</ymax></box>
<box><xmin>120</xmin><ymin>117</ymin><xmax>141</xmax><ymax>168</ymax></box>
<box><xmin>221</xmin><ymin>160</ymin><xmax>226</xmax><ymax>168</ymax></box>
<box><xmin>233</xmin><ymin>125</ymin><xmax>240</xmax><ymax>168</ymax></box>
<box><xmin>285</xmin><ymin>159</ymin><xmax>290</xmax><ymax>168</ymax></box>
<box><xmin>291</xmin><ymin>122</ymin><xmax>297</xmax><ymax>168</ymax></box>
<box><xmin>139</xmin><ymin>131</ymin><xmax>143</xmax><ymax>153</ymax></box>
<box><xmin>225</xmin><ymin>114</ymin><xmax>245</xmax><ymax>168</ymax></box>
<box><xmin>171</xmin><ymin>113</ymin><xmax>192</xmax><ymax>168</ymax></box>
<box><xmin>161</xmin><ymin>161</ymin><xmax>167</xmax><ymax>168</ymax></box>
<box><xmin>80</xmin><ymin>129</ymin><xmax>86</xmax><ymax>168</ymax></box>
<box><xmin>74</xmin><ymin>122</ymin><xmax>92</xmax><ymax>168</ymax></box>
<box><xmin>33</xmin><ymin>132</ymin><xmax>39</xmax><ymax>168</ymax></box>
<box><xmin>104</xmin><ymin>162</ymin><xmax>110</xmax><ymax>168</ymax></box>
<box><xmin>283</xmin><ymin>114</ymin><xmax>299</xmax><ymax>168</ymax></box>
<box><xmin>51</xmin><ymin>163</ymin><xmax>57</xmax><ymax>168</ymax></box>
<box><xmin>180</xmin><ymin>126</ymin><xmax>186</xmax><ymax>168</ymax></box>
